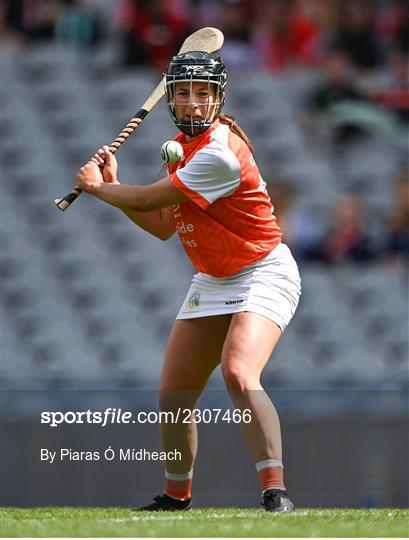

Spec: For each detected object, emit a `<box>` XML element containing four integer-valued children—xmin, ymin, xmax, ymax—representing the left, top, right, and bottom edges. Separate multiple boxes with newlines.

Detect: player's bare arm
<box><xmin>119</xmin><ymin>206</ymin><xmax>176</xmax><ymax>241</ymax></box>
<box><xmin>76</xmin><ymin>162</ymin><xmax>187</xmax><ymax>211</ymax></box>
<box><xmin>89</xmin><ymin>145</ymin><xmax>177</xmax><ymax>240</ymax></box>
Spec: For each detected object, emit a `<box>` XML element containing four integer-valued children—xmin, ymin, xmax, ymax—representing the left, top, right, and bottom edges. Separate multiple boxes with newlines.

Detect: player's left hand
<box><xmin>91</xmin><ymin>145</ymin><xmax>119</xmax><ymax>184</ymax></box>
<box><xmin>76</xmin><ymin>161</ymin><xmax>103</xmax><ymax>192</ymax></box>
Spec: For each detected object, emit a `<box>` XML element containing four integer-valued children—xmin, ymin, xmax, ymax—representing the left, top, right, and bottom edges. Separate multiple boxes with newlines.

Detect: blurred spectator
<box><xmin>384</xmin><ymin>172</ymin><xmax>409</xmax><ymax>265</ymax></box>
<box><xmin>304</xmin><ymin>51</ymin><xmax>369</xmax><ymax>145</ymax></box>
<box><xmin>218</xmin><ymin>0</ymin><xmax>259</xmax><ymax>70</ymax></box>
<box><xmin>0</xmin><ymin>0</ymin><xmax>62</xmax><ymax>48</ymax></box>
<box><xmin>304</xmin><ymin>196</ymin><xmax>374</xmax><ymax>264</ymax></box>
<box><xmin>54</xmin><ymin>0</ymin><xmax>105</xmax><ymax>49</ymax></box>
<box><xmin>115</xmin><ymin>0</ymin><xmax>192</xmax><ymax>70</ymax></box>
<box><xmin>396</xmin><ymin>6</ymin><xmax>409</xmax><ymax>54</ymax></box>
<box><xmin>266</xmin><ymin>180</ymin><xmax>295</xmax><ymax>244</ymax></box>
<box><xmin>330</xmin><ymin>0</ymin><xmax>383</xmax><ymax>70</ymax></box>
<box><xmin>253</xmin><ymin>0</ymin><xmax>323</xmax><ymax>71</ymax></box>
<box><xmin>266</xmin><ymin>179</ymin><xmax>325</xmax><ymax>261</ymax></box>
<box><xmin>191</xmin><ymin>0</ymin><xmax>224</xmax><ymax>28</ymax></box>
<box><xmin>371</xmin><ymin>51</ymin><xmax>409</xmax><ymax>124</ymax></box>
<box><xmin>0</xmin><ymin>0</ymin><xmax>104</xmax><ymax>50</ymax></box>
<box><xmin>377</xmin><ymin>0</ymin><xmax>409</xmax><ymax>55</ymax></box>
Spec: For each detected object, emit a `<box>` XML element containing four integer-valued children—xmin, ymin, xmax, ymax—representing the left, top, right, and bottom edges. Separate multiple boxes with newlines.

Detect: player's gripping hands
<box><xmin>91</xmin><ymin>146</ymin><xmax>119</xmax><ymax>184</ymax></box>
<box><xmin>76</xmin><ymin>146</ymin><xmax>118</xmax><ymax>192</ymax></box>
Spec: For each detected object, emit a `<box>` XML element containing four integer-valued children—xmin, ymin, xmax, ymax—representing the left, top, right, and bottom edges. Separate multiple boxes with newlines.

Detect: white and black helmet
<box><xmin>165</xmin><ymin>51</ymin><xmax>227</xmax><ymax>136</ymax></box>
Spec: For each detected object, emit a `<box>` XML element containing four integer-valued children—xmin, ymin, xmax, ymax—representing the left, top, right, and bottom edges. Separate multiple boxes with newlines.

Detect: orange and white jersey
<box><xmin>169</xmin><ymin>119</ymin><xmax>282</xmax><ymax>277</ymax></box>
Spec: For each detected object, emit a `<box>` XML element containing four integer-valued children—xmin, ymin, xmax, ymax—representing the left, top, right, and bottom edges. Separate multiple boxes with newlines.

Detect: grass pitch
<box><xmin>1</xmin><ymin>507</ymin><xmax>408</xmax><ymax>537</ymax></box>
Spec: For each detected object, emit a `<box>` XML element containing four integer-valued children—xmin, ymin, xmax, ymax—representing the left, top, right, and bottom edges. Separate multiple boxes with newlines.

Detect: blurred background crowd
<box><xmin>1</xmin><ymin>0</ymin><xmax>408</xmax><ymax>70</ymax></box>
<box><xmin>1</xmin><ymin>0</ymin><xmax>408</xmax><ymax>268</ymax></box>
<box><xmin>1</xmin><ymin>0</ymin><xmax>408</xmax><ymax>509</ymax></box>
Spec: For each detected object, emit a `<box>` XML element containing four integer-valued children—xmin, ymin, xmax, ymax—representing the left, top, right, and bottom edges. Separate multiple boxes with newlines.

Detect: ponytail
<box><xmin>219</xmin><ymin>113</ymin><xmax>255</xmax><ymax>155</ymax></box>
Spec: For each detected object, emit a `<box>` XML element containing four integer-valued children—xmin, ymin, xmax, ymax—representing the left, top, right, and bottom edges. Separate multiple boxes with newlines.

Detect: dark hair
<box><xmin>219</xmin><ymin>113</ymin><xmax>255</xmax><ymax>155</ymax></box>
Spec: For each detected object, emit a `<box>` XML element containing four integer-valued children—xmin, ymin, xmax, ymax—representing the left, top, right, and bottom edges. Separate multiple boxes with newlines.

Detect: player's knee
<box><xmin>222</xmin><ymin>362</ymin><xmax>251</xmax><ymax>391</ymax></box>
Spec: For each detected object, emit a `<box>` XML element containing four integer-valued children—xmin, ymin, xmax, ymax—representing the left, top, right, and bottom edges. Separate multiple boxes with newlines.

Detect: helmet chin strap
<box><xmin>177</xmin><ymin>119</ymin><xmax>211</xmax><ymax>137</ymax></box>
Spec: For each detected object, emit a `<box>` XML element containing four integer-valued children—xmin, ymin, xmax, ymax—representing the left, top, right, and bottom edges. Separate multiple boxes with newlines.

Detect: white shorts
<box><xmin>176</xmin><ymin>243</ymin><xmax>301</xmax><ymax>332</ymax></box>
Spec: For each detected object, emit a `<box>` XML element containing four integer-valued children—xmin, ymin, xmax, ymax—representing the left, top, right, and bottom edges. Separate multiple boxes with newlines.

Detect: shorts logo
<box><xmin>188</xmin><ymin>293</ymin><xmax>201</xmax><ymax>310</ymax></box>
<box><xmin>225</xmin><ymin>298</ymin><xmax>244</xmax><ymax>305</ymax></box>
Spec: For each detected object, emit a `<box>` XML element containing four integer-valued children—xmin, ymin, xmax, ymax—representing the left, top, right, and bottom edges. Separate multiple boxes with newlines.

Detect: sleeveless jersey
<box><xmin>169</xmin><ymin>119</ymin><xmax>282</xmax><ymax>277</ymax></box>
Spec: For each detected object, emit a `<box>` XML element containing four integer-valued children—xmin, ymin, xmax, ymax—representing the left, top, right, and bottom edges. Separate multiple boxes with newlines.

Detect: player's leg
<box><xmin>221</xmin><ymin>312</ymin><xmax>294</xmax><ymax>511</ymax></box>
<box><xmin>139</xmin><ymin>315</ymin><xmax>231</xmax><ymax>510</ymax></box>
<box><xmin>159</xmin><ymin>316</ymin><xmax>231</xmax><ymax>474</ymax></box>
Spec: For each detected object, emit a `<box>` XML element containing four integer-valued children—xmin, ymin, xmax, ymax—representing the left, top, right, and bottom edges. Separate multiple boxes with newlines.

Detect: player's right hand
<box><xmin>91</xmin><ymin>146</ymin><xmax>119</xmax><ymax>184</ymax></box>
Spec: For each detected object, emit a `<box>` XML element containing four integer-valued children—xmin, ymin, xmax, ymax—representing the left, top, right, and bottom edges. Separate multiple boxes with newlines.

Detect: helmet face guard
<box><xmin>165</xmin><ymin>51</ymin><xmax>227</xmax><ymax>137</ymax></box>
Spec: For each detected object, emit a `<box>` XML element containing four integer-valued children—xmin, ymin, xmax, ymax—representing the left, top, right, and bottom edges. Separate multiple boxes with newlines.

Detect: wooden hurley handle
<box><xmin>54</xmin><ymin>109</ymin><xmax>148</xmax><ymax>212</ymax></box>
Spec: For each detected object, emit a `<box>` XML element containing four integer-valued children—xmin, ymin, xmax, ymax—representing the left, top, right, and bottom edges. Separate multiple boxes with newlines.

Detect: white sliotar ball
<box><xmin>161</xmin><ymin>140</ymin><xmax>184</xmax><ymax>164</ymax></box>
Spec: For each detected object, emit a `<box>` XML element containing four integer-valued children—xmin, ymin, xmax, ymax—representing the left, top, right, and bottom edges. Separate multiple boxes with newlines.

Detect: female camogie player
<box><xmin>76</xmin><ymin>51</ymin><xmax>301</xmax><ymax>512</ymax></box>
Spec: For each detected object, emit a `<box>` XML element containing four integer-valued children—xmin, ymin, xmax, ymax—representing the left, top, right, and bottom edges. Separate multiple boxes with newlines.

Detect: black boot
<box><xmin>137</xmin><ymin>493</ymin><xmax>192</xmax><ymax>511</ymax></box>
<box><xmin>262</xmin><ymin>489</ymin><xmax>295</xmax><ymax>512</ymax></box>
